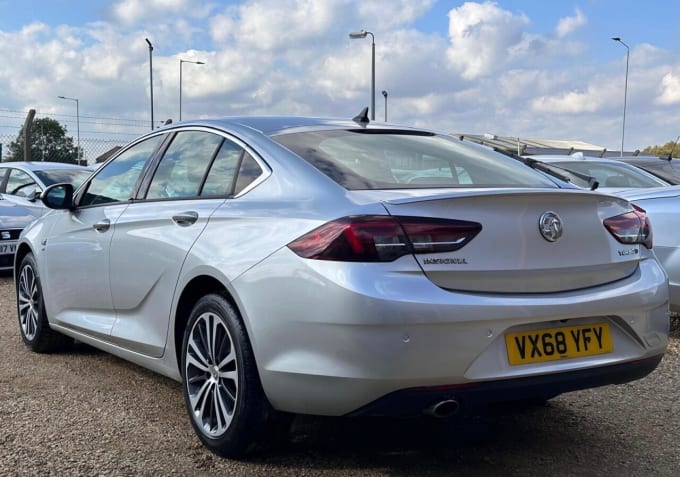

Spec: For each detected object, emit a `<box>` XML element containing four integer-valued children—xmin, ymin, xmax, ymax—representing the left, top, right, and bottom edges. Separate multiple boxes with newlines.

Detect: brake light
<box><xmin>603</xmin><ymin>204</ymin><xmax>652</xmax><ymax>249</ymax></box>
<box><xmin>288</xmin><ymin>215</ymin><xmax>482</xmax><ymax>262</ymax></box>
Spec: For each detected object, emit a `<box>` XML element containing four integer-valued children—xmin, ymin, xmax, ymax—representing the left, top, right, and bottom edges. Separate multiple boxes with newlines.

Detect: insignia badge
<box><xmin>539</xmin><ymin>211</ymin><xmax>563</xmax><ymax>242</ymax></box>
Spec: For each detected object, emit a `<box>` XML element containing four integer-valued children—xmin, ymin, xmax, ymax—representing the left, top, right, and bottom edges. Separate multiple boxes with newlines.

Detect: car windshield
<box><xmin>34</xmin><ymin>169</ymin><xmax>92</xmax><ymax>188</ymax></box>
<box><xmin>547</xmin><ymin>161</ymin><xmax>670</xmax><ymax>188</ymax></box>
<box><xmin>273</xmin><ymin>130</ymin><xmax>556</xmax><ymax>189</ymax></box>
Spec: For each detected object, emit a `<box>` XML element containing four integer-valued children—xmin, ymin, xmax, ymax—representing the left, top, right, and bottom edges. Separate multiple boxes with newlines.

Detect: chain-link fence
<box><xmin>1</xmin><ymin>108</ymin><xmax>152</xmax><ymax>165</ymax></box>
<box><xmin>0</xmin><ymin>132</ymin><xmax>133</xmax><ymax>164</ymax></box>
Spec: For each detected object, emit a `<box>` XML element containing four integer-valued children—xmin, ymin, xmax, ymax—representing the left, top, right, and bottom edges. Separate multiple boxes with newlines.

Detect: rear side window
<box><xmin>201</xmin><ymin>144</ymin><xmax>264</xmax><ymax>197</ymax></box>
<box><xmin>201</xmin><ymin>141</ymin><xmax>243</xmax><ymax>197</ymax></box>
<box><xmin>273</xmin><ymin>130</ymin><xmax>556</xmax><ymax>190</ymax></box>
<box><xmin>147</xmin><ymin>131</ymin><xmax>223</xmax><ymax>199</ymax></box>
<box><xmin>233</xmin><ymin>153</ymin><xmax>262</xmax><ymax>195</ymax></box>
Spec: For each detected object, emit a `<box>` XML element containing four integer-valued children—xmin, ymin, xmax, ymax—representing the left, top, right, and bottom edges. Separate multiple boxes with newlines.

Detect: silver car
<box><xmin>531</xmin><ymin>154</ymin><xmax>680</xmax><ymax>313</ymax></box>
<box><xmin>0</xmin><ymin>200</ymin><xmax>34</xmax><ymax>271</ymax></box>
<box><xmin>14</xmin><ymin>117</ymin><xmax>669</xmax><ymax>457</ymax></box>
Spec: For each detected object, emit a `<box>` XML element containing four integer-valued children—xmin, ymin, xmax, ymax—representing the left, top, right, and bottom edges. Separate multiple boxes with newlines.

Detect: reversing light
<box><xmin>603</xmin><ymin>204</ymin><xmax>652</xmax><ymax>249</ymax></box>
<box><xmin>288</xmin><ymin>215</ymin><xmax>482</xmax><ymax>262</ymax></box>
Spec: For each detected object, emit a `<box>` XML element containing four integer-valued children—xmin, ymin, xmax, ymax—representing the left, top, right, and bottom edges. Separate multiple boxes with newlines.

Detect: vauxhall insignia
<box><xmin>538</xmin><ymin>211</ymin><xmax>563</xmax><ymax>242</ymax></box>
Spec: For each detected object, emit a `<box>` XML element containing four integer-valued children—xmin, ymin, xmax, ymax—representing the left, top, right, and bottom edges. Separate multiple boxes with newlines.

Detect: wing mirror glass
<box><xmin>41</xmin><ymin>183</ymin><xmax>74</xmax><ymax>210</ymax></box>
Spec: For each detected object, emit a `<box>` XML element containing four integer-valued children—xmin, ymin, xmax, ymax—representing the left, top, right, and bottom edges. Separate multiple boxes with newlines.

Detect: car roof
<box><xmin>160</xmin><ymin>116</ymin><xmax>432</xmax><ymax>137</ymax></box>
<box><xmin>527</xmin><ymin>154</ymin><xmax>627</xmax><ymax>164</ymax></box>
<box><xmin>617</xmin><ymin>156</ymin><xmax>675</xmax><ymax>164</ymax></box>
<box><xmin>0</xmin><ymin>161</ymin><xmax>88</xmax><ymax>171</ymax></box>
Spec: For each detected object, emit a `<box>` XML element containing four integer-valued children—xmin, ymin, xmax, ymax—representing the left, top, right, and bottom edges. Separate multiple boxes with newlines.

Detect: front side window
<box><xmin>273</xmin><ymin>130</ymin><xmax>556</xmax><ymax>190</ymax></box>
<box><xmin>147</xmin><ymin>131</ymin><xmax>223</xmax><ymax>200</ymax></box>
<box><xmin>81</xmin><ymin>135</ymin><xmax>164</xmax><ymax>206</ymax></box>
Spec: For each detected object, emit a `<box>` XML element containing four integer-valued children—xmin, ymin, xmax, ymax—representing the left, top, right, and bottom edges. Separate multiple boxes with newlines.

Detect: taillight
<box><xmin>288</xmin><ymin>215</ymin><xmax>482</xmax><ymax>262</ymax></box>
<box><xmin>604</xmin><ymin>204</ymin><xmax>652</xmax><ymax>249</ymax></box>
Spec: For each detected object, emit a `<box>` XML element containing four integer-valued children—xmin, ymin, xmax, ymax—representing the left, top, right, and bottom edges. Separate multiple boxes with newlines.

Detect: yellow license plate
<box><xmin>505</xmin><ymin>323</ymin><xmax>613</xmax><ymax>366</ymax></box>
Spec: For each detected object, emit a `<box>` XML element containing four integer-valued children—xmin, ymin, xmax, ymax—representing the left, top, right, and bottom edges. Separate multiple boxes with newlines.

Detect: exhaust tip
<box><xmin>425</xmin><ymin>399</ymin><xmax>460</xmax><ymax>418</ymax></box>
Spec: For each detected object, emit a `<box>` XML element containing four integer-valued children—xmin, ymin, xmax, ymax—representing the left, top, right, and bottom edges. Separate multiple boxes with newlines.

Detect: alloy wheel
<box><xmin>185</xmin><ymin>311</ymin><xmax>239</xmax><ymax>437</ymax></box>
<box><xmin>18</xmin><ymin>263</ymin><xmax>40</xmax><ymax>341</ymax></box>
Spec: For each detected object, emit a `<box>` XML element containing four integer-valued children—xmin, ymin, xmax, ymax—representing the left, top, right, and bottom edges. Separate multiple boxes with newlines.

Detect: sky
<box><xmin>2</xmin><ymin>0</ymin><xmax>680</xmax><ymax>160</ymax></box>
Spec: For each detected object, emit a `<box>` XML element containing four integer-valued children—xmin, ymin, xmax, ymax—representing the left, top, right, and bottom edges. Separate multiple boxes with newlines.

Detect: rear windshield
<box><xmin>273</xmin><ymin>130</ymin><xmax>556</xmax><ymax>189</ymax></box>
<box><xmin>547</xmin><ymin>161</ymin><xmax>669</xmax><ymax>188</ymax></box>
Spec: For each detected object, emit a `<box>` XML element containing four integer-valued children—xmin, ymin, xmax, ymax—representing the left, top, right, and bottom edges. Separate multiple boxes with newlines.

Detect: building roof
<box><xmin>452</xmin><ymin>133</ymin><xmax>647</xmax><ymax>158</ymax></box>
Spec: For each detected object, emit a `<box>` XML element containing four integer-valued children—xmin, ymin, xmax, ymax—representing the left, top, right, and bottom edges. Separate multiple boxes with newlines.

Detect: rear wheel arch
<box><xmin>173</xmin><ymin>275</ymin><xmax>246</xmax><ymax>371</ymax></box>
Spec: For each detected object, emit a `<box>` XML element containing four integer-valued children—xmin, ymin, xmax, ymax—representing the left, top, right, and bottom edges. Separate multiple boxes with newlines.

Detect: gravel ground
<box><xmin>1</xmin><ymin>272</ymin><xmax>679</xmax><ymax>476</ymax></box>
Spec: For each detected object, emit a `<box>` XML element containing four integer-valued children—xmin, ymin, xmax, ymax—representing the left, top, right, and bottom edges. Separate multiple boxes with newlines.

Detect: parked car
<box><xmin>0</xmin><ymin>162</ymin><xmax>94</xmax><ymax>218</ymax></box>
<box><xmin>14</xmin><ymin>116</ymin><xmax>668</xmax><ymax>457</ymax></box>
<box><xmin>528</xmin><ymin>154</ymin><xmax>680</xmax><ymax>312</ymax></box>
<box><xmin>615</xmin><ymin>156</ymin><xmax>680</xmax><ymax>185</ymax></box>
<box><xmin>0</xmin><ymin>200</ymin><xmax>35</xmax><ymax>271</ymax></box>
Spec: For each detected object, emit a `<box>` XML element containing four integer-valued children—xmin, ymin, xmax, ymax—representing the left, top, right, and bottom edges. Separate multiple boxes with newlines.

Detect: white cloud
<box><xmin>357</xmin><ymin>0</ymin><xmax>435</xmax><ymax>29</ymax></box>
<box><xmin>531</xmin><ymin>89</ymin><xmax>605</xmax><ymax>114</ymax></box>
<box><xmin>555</xmin><ymin>8</ymin><xmax>586</xmax><ymax>38</ymax></box>
<box><xmin>210</xmin><ymin>0</ymin><xmax>344</xmax><ymax>50</ymax></box>
<box><xmin>656</xmin><ymin>73</ymin><xmax>680</xmax><ymax>105</ymax></box>
<box><xmin>446</xmin><ymin>2</ymin><xmax>530</xmax><ymax>80</ymax></box>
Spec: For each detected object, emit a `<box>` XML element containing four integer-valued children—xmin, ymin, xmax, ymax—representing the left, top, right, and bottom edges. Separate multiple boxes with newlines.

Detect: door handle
<box><xmin>93</xmin><ymin>219</ymin><xmax>111</xmax><ymax>232</ymax></box>
<box><xmin>172</xmin><ymin>211</ymin><xmax>199</xmax><ymax>227</ymax></box>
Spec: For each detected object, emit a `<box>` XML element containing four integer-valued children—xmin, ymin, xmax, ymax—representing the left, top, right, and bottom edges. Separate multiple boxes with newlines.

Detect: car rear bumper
<box><xmin>234</xmin><ymin>249</ymin><xmax>670</xmax><ymax>416</ymax></box>
<box><xmin>348</xmin><ymin>354</ymin><xmax>664</xmax><ymax>417</ymax></box>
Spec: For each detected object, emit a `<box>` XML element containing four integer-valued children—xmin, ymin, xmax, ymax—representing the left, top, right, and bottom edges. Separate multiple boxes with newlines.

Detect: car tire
<box><xmin>16</xmin><ymin>253</ymin><xmax>72</xmax><ymax>353</ymax></box>
<box><xmin>181</xmin><ymin>293</ymin><xmax>288</xmax><ymax>458</ymax></box>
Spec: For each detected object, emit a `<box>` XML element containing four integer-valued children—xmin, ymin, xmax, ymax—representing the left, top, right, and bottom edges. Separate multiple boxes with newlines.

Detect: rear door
<box><xmin>108</xmin><ymin>130</ymin><xmax>249</xmax><ymax>357</ymax></box>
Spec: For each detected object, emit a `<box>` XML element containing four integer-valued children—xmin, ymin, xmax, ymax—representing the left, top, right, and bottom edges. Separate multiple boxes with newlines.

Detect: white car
<box><xmin>0</xmin><ymin>162</ymin><xmax>93</xmax><ymax>218</ymax></box>
<box><xmin>14</xmin><ymin>117</ymin><xmax>669</xmax><ymax>457</ymax></box>
<box><xmin>530</xmin><ymin>154</ymin><xmax>680</xmax><ymax>312</ymax></box>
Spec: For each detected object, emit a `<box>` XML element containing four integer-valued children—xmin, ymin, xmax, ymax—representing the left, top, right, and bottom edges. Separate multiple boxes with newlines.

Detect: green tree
<box><xmin>642</xmin><ymin>138</ymin><xmax>680</xmax><ymax>158</ymax></box>
<box><xmin>6</xmin><ymin>117</ymin><xmax>79</xmax><ymax>164</ymax></box>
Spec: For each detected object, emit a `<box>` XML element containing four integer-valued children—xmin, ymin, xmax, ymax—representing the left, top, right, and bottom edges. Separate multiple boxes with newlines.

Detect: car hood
<box><xmin>0</xmin><ymin>201</ymin><xmax>36</xmax><ymax>228</ymax></box>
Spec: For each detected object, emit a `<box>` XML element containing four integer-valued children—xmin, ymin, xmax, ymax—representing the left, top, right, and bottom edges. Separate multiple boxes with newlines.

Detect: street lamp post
<box><xmin>179</xmin><ymin>59</ymin><xmax>206</xmax><ymax>121</ymax></box>
<box><xmin>612</xmin><ymin>37</ymin><xmax>629</xmax><ymax>157</ymax></box>
<box><xmin>382</xmin><ymin>90</ymin><xmax>388</xmax><ymax>122</ymax></box>
<box><xmin>58</xmin><ymin>95</ymin><xmax>80</xmax><ymax>164</ymax></box>
<box><xmin>349</xmin><ymin>29</ymin><xmax>375</xmax><ymax>121</ymax></box>
<box><xmin>145</xmin><ymin>38</ymin><xmax>154</xmax><ymax>131</ymax></box>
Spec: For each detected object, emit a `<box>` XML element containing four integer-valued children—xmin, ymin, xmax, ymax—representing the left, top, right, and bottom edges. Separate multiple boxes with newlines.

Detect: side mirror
<box><xmin>41</xmin><ymin>183</ymin><xmax>74</xmax><ymax>210</ymax></box>
<box><xmin>25</xmin><ymin>186</ymin><xmax>40</xmax><ymax>202</ymax></box>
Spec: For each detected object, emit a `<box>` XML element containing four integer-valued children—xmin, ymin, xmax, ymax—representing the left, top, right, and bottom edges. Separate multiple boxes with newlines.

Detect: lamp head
<box><xmin>349</xmin><ymin>30</ymin><xmax>368</xmax><ymax>39</ymax></box>
<box><xmin>611</xmin><ymin>37</ymin><xmax>621</xmax><ymax>42</ymax></box>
